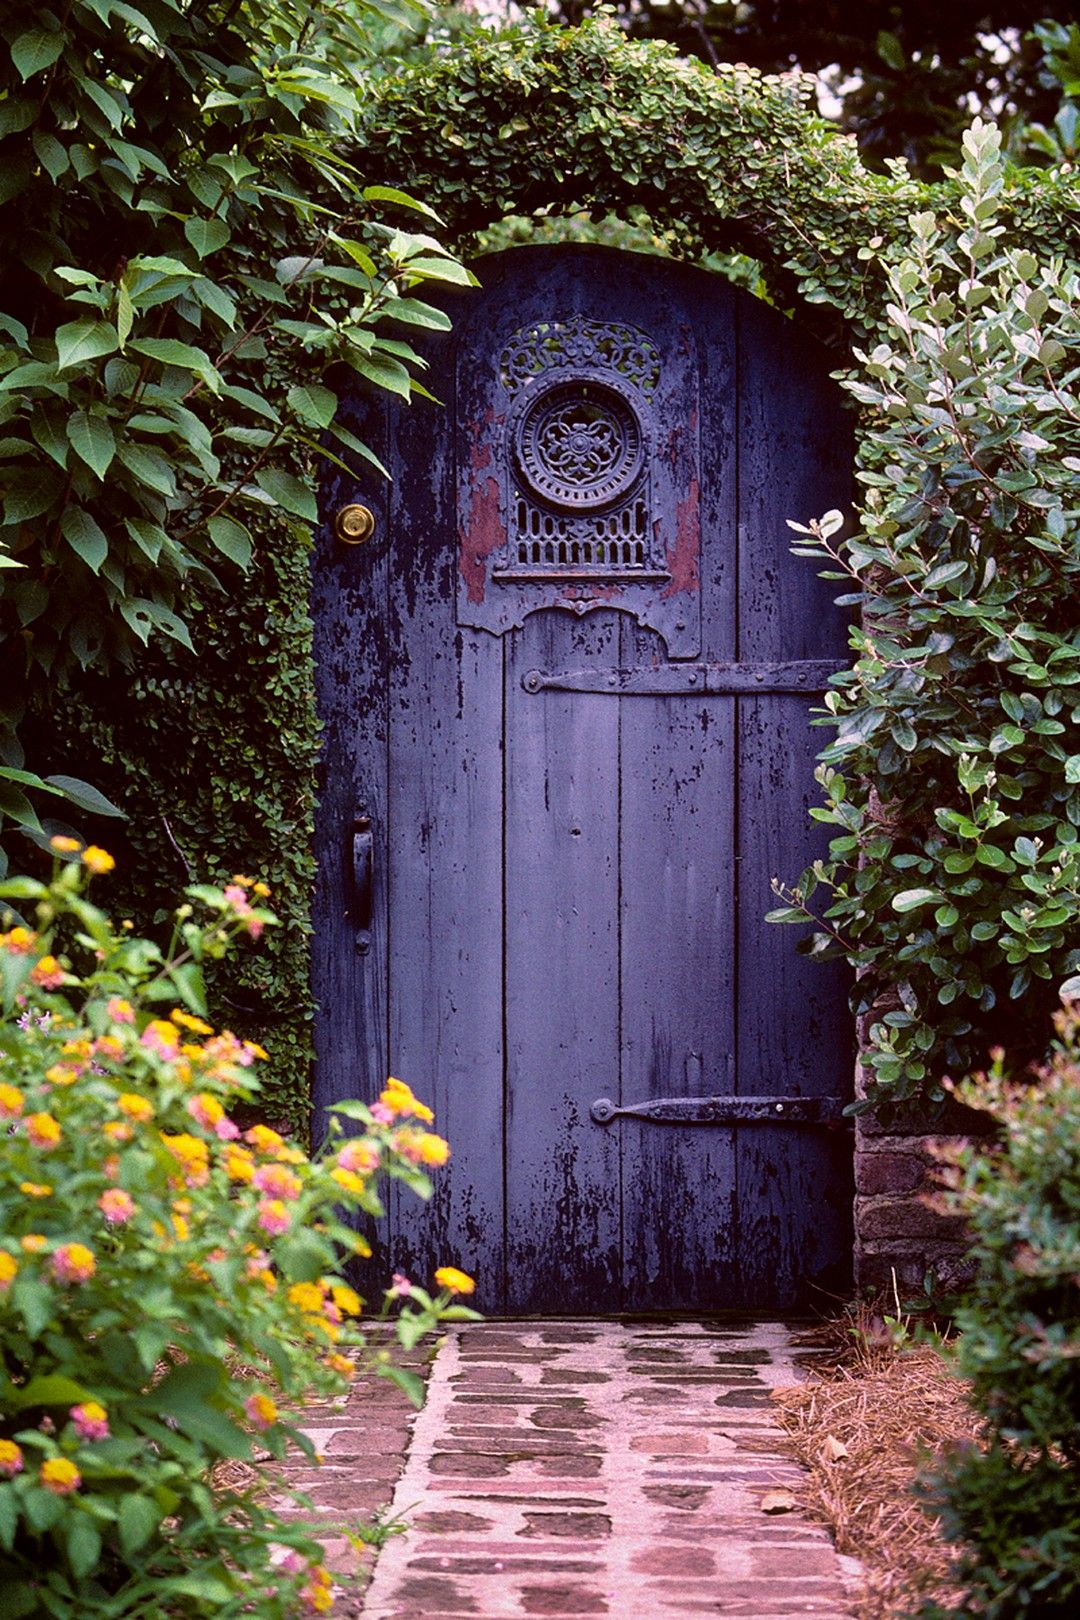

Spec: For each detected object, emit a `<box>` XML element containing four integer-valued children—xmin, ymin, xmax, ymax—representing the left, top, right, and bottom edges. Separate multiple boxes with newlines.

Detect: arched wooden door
<box><xmin>312</xmin><ymin>246</ymin><xmax>853</xmax><ymax>1314</ymax></box>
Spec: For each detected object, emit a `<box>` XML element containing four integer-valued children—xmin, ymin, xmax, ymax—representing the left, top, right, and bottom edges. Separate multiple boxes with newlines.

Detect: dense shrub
<box><xmin>916</xmin><ymin>1011</ymin><xmax>1080</xmax><ymax>1617</ymax></box>
<box><xmin>771</xmin><ymin>121</ymin><xmax>1080</xmax><ymax>1115</ymax></box>
<box><xmin>0</xmin><ymin>843</ymin><xmax>475</xmax><ymax>1618</ymax></box>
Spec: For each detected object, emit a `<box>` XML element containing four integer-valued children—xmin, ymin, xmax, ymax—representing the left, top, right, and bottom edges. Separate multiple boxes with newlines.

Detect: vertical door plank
<box><xmin>311</xmin><ymin>394</ymin><xmax>390</xmax><ymax>1138</ymax></box>
<box><xmin>618</xmin><ymin>622</ymin><xmax>739</xmax><ymax>1310</ymax></box>
<box><xmin>504</xmin><ymin>608</ymin><xmax>623</xmax><ymax>1314</ymax></box>
<box><xmin>385</xmin><ymin>319</ymin><xmax>507</xmax><ymax>1311</ymax></box>
<box><xmin>735</xmin><ymin>297</ymin><xmax>854</xmax><ymax>1307</ymax></box>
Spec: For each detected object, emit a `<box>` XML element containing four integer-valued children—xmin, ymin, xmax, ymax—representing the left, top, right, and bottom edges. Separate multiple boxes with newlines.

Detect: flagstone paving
<box><xmin>345</xmin><ymin>1320</ymin><xmax>860</xmax><ymax>1619</ymax></box>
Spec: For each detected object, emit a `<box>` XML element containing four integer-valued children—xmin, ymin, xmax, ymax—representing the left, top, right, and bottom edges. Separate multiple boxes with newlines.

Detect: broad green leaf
<box><xmin>362</xmin><ymin>185</ymin><xmax>441</xmax><ymax>221</ymax></box>
<box><xmin>117</xmin><ymin>444</ymin><xmax>176</xmax><ymax>497</ymax></box>
<box><xmin>125</xmin><ymin>517</ymin><xmax>167</xmax><ymax>561</ymax></box>
<box><xmin>11</xmin><ymin>30</ymin><xmax>65</xmax><ymax>81</ymax></box>
<box><xmin>67</xmin><ymin>411</ymin><xmax>116</xmax><ymax>479</ymax></box>
<box><xmin>382</xmin><ymin>296</ymin><xmax>452</xmax><ymax>331</ymax></box>
<box><xmin>348</xmin><ymin>352</ymin><xmax>411</xmax><ymax>399</ymax></box>
<box><xmin>66</xmin><ymin>1519</ymin><xmax>101</xmax><ymax>1581</ymax></box>
<box><xmin>32</xmin><ymin>131</ymin><xmax>68</xmax><ymax>181</ymax></box>
<box><xmin>118</xmin><ymin>1495</ymin><xmax>163</xmax><ymax>1557</ymax></box>
<box><xmin>55</xmin><ymin>319</ymin><xmax>118</xmax><ymax>370</ymax></box>
<box><xmin>923</xmin><ymin>559</ymin><xmax>968</xmax><ymax>590</ymax></box>
<box><xmin>207</xmin><ymin>514</ymin><xmax>252</xmax><ymax>569</ymax></box>
<box><xmin>184</xmin><ymin>216</ymin><xmax>231</xmax><ymax>258</ymax></box>
<box><xmin>61</xmin><ymin>507</ymin><xmax>109</xmax><ymax>573</ymax></box>
<box><xmin>14</xmin><ymin>1372</ymin><xmax>93</xmax><ymax>1409</ymax></box>
<box><xmin>129</xmin><ymin>337</ymin><xmax>218</xmax><ymax>379</ymax></box>
<box><xmin>44</xmin><ymin>775</ymin><xmax>125</xmax><ymax>818</ymax></box>
<box><xmin>254</xmin><ymin>468</ymin><xmax>317</xmax><ymax>522</ymax></box>
<box><xmin>401</xmin><ymin>256</ymin><xmax>476</xmax><ymax>287</ymax></box>
<box><xmin>287</xmin><ymin>384</ymin><xmax>336</xmax><ymax>428</ymax></box>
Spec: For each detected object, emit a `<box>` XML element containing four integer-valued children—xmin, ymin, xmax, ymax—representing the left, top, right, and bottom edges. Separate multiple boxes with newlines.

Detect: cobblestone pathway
<box><xmin>355</xmin><ymin>1320</ymin><xmax>859</xmax><ymax>1619</ymax></box>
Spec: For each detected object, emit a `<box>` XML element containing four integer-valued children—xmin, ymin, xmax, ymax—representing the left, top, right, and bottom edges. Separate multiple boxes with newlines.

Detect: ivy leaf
<box><xmin>11</xmin><ymin>30</ymin><xmax>65</xmax><ymax>81</ymax></box>
<box><xmin>67</xmin><ymin>411</ymin><xmax>116</xmax><ymax>479</ymax></box>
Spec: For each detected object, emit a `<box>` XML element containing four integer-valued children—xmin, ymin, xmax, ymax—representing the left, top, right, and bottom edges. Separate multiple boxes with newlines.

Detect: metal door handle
<box><xmin>352</xmin><ymin>817</ymin><xmax>373</xmax><ymax>954</ymax></box>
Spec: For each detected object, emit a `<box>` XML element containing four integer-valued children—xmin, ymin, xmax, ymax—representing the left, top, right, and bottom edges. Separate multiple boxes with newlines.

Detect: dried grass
<box><xmin>775</xmin><ymin>1309</ymin><xmax>982</xmax><ymax>1620</ymax></box>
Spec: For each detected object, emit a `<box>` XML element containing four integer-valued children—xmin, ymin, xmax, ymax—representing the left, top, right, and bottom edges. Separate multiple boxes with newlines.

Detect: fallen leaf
<box><xmin>821</xmin><ymin>1433</ymin><xmax>849</xmax><ymax>1462</ymax></box>
<box><xmin>760</xmin><ymin>1489</ymin><xmax>798</xmax><ymax>1514</ymax></box>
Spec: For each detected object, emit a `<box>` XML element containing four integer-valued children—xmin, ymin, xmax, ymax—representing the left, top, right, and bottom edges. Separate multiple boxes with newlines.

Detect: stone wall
<box><xmin>853</xmin><ymin>1114</ymin><xmax>978</xmax><ymax>1295</ymax></box>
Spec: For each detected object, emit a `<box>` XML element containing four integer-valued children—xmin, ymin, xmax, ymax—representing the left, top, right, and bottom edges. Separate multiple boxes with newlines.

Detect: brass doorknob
<box><xmin>334</xmin><ymin>503</ymin><xmax>375</xmax><ymax>544</ymax></box>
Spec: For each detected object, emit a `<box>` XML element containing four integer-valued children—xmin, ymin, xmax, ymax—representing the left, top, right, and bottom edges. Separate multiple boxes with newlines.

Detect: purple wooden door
<box><xmin>313</xmin><ymin>246</ymin><xmax>853</xmax><ymax>1313</ymax></box>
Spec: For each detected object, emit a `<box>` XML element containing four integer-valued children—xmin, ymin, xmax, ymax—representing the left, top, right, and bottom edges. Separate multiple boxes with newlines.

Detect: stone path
<box><xmin>356</xmin><ymin>1321</ymin><xmax>859</xmax><ymax>1619</ymax></box>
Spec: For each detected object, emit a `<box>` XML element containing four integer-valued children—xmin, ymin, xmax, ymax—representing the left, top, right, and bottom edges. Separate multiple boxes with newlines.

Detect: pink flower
<box><xmin>337</xmin><ymin>1139</ymin><xmax>379</xmax><ymax>1174</ymax></box>
<box><xmin>369</xmin><ymin>1102</ymin><xmax>393</xmax><ymax>1125</ymax></box>
<box><xmin>257</xmin><ymin>1199</ymin><xmax>290</xmax><ymax>1236</ymax></box>
<box><xmin>98</xmin><ymin>1188</ymin><xmax>135</xmax><ymax>1226</ymax></box>
<box><xmin>253</xmin><ymin>1164</ymin><xmax>301</xmax><ymax>1201</ymax></box>
<box><xmin>140</xmin><ymin>1020</ymin><xmax>180</xmax><ymax>1059</ymax></box>
<box><xmin>51</xmin><ymin>1243</ymin><xmax>96</xmax><ymax>1284</ymax></box>
<box><xmin>106</xmin><ymin>997</ymin><xmax>135</xmax><ymax>1024</ymax></box>
<box><xmin>215</xmin><ymin>1116</ymin><xmax>240</xmax><ymax>1140</ymax></box>
<box><xmin>70</xmin><ymin>1402</ymin><xmax>110</xmax><ymax>1442</ymax></box>
<box><xmin>268</xmin><ymin>1544</ymin><xmax>306</xmax><ymax>1575</ymax></box>
<box><xmin>389</xmin><ymin>1272</ymin><xmax>412</xmax><ymax>1298</ymax></box>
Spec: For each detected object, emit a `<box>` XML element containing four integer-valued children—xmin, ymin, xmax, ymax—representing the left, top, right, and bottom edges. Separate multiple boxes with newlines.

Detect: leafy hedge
<box><xmin>771</xmin><ymin>123</ymin><xmax>1080</xmax><ymax>1114</ymax></box>
<box><xmin>916</xmin><ymin>1012</ymin><xmax>1080</xmax><ymax>1617</ymax></box>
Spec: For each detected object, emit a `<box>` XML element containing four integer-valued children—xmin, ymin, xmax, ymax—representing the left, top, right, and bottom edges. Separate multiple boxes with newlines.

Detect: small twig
<box><xmin>160</xmin><ymin>814</ymin><xmax>194</xmax><ymax>880</ymax></box>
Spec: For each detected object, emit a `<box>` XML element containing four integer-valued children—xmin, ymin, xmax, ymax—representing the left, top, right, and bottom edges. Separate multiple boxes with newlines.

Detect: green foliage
<box><xmin>1012</xmin><ymin>21</ymin><xmax>1080</xmax><ymax>167</ymax></box>
<box><xmin>769</xmin><ymin>121</ymin><xmax>1080</xmax><ymax>1114</ymax></box>
<box><xmin>548</xmin><ymin>0</ymin><xmax>1080</xmax><ymax>177</ymax></box>
<box><xmin>0</xmin><ymin>848</ymin><xmax>475</xmax><ymax>1618</ymax></box>
<box><xmin>914</xmin><ymin>1015</ymin><xmax>1080</xmax><ymax>1617</ymax></box>
<box><xmin>0</xmin><ymin>0</ymin><xmax>468</xmax><ymax>751</ymax></box>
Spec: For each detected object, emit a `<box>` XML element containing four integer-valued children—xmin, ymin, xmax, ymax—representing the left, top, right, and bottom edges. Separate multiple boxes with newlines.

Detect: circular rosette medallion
<box><xmin>514</xmin><ymin>379</ymin><xmax>645</xmax><ymax>511</ymax></box>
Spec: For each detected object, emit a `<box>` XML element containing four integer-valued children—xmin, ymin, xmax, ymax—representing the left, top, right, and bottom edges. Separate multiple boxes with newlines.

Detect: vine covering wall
<box><xmin>46</xmin><ymin>14</ymin><xmax>1080</xmax><ymax>1127</ymax></box>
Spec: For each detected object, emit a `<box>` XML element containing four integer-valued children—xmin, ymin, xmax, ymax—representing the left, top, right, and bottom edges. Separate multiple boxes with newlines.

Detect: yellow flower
<box><xmin>380</xmin><ymin>1076</ymin><xmax>435</xmax><ymax>1123</ymax></box>
<box><xmin>0</xmin><ymin>1082</ymin><xmax>24</xmax><ymax>1119</ymax></box>
<box><xmin>244</xmin><ymin>1392</ymin><xmax>278</xmax><ymax>1431</ymax></box>
<box><xmin>433</xmin><ymin>1266</ymin><xmax>476</xmax><ymax>1296</ymax></box>
<box><xmin>0</xmin><ymin>1439</ymin><xmax>24</xmax><ymax>1478</ymax></box>
<box><xmin>19</xmin><ymin>1181</ymin><xmax>52</xmax><ymax>1199</ymax></box>
<box><xmin>252</xmin><ymin>882</ymin><xmax>271</xmax><ymax>898</ymax></box>
<box><xmin>81</xmin><ymin>846</ymin><xmax>115</xmax><ymax>875</ymax></box>
<box><xmin>45</xmin><ymin>1064</ymin><xmax>79</xmax><ymax>1088</ymax></box>
<box><xmin>0</xmin><ymin>926</ymin><xmax>36</xmax><ymax>954</ymax></box>
<box><xmin>325</xmin><ymin>1352</ymin><xmax>356</xmax><ymax>1381</ymax></box>
<box><xmin>25</xmin><ymin>1112</ymin><xmax>61</xmax><ymax>1150</ymax></box>
<box><xmin>20</xmin><ymin>1234</ymin><xmax>47</xmax><ymax>1253</ymax></box>
<box><xmin>330</xmin><ymin>1282</ymin><xmax>362</xmax><ymax>1317</ymax></box>
<box><xmin>171</xmin><ymin>1009</ymin><xmax>213</xmax><ymax>1035</ymax></box>
<box><xmin>329</xmin><ymin>1166</ymin><xmax>365</xmax><ymax>1197</ymax></box>
<box><xmin>287</xmin><ymin>1281</ymin><xmax>326</xmax><ymax>1315</ymax></box>
<box><xmin>117</xmin><ymin>1093</ymin><xmax>154</xmax><ymax>1123</ymax></box>
<box><xmin>40</xmin><ymin>1457</ymin><xmax>81</xmax><ymax>1494</ymax></box>
<box><xmin>30</xmin><ymin>955</ymin><xmax>64</xmax><ymax>989</ymax></box>
<box><xmin>417</xmin><ymin>1132</ymin><xmax>451</xmax><ymax>1167</ymax></box>
<box><xmin>0</xmin><ymin>1251</ymin><xmax>17</xmax><ymax>1290</ymax></box>
<box><xmin>245</xmin><ymin>1124</ymin><xmax>284</xmax><ymax>1155</ymax></box>
<box><xmin>172</xmin><ymin>1213</ymin><xmax>190</xmax><ymax>1242</ymax></box>
<box><xmin>102</xmin><ymin>1121</ymin><xmax>133</xmax><ymax>1142</ymax></box>
<box><xmin>352</xmin><ymin>1234</ymin><xmax>372</xmax><ymax>1258</ymax></box>
<box><xmin>224</xmin><ymin>1149</ymin><xmax>255</xmax><ymax>1183</ymax></box>
<box><xmin>49</xmin><ymin>834</ymin><xmax>81</xmax><ymax>854</ymax></box>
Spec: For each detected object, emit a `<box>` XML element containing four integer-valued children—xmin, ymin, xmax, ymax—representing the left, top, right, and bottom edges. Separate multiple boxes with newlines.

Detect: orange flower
<box><xmin>379</xmin><ymin>1076</ymin><xmax>434</xmax><ymax>1123</ymax></box>
<box><xmin>98</xmin><ymin>1188</ymin><xmax>135</xmax><ymax>1225</ymax></box>
<box><xmin>0</xmin><ymin>1252</ymin><xmax>17</xmax><ymax>1291</ymax></box>
<box><xmin>49</xmin><ymin>834</ymin><xmax>81</xmax><ymax>854</ymax></box>
<box><xmin>0</xmin><ymin>1439</ymin><xmax>24</xmax><ymax>1478</ymax></box>
<box><xmin>19</xmin><ymin>1181</ymin><xmax>52</xmax><ymax>1199</ymax></box>
<box><xmin>416</xmin><ymin>1132</ymin><xmax>450</xmax><ymax>1167</ymax></box>
<box><xmin>0</xmin><ymin>926</ymin><xmax>35</xmax><ymax>954</ymax></box>
<box><xmin>244</xmin><ymin>1392</ymin><xmax>278</xmax><ymax>1431</ymax></box>
<box><xmin>20</xmin><ymin>1234</ymin><xmax>47</xmax><ymax>1253</ymax></box>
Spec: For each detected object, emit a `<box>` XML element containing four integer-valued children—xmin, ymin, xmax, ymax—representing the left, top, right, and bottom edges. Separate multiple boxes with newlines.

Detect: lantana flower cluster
<box><xmin>0</xmin><ymin>846</ymin><xmax>477</xmax><ymax>1618</ymax></box>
